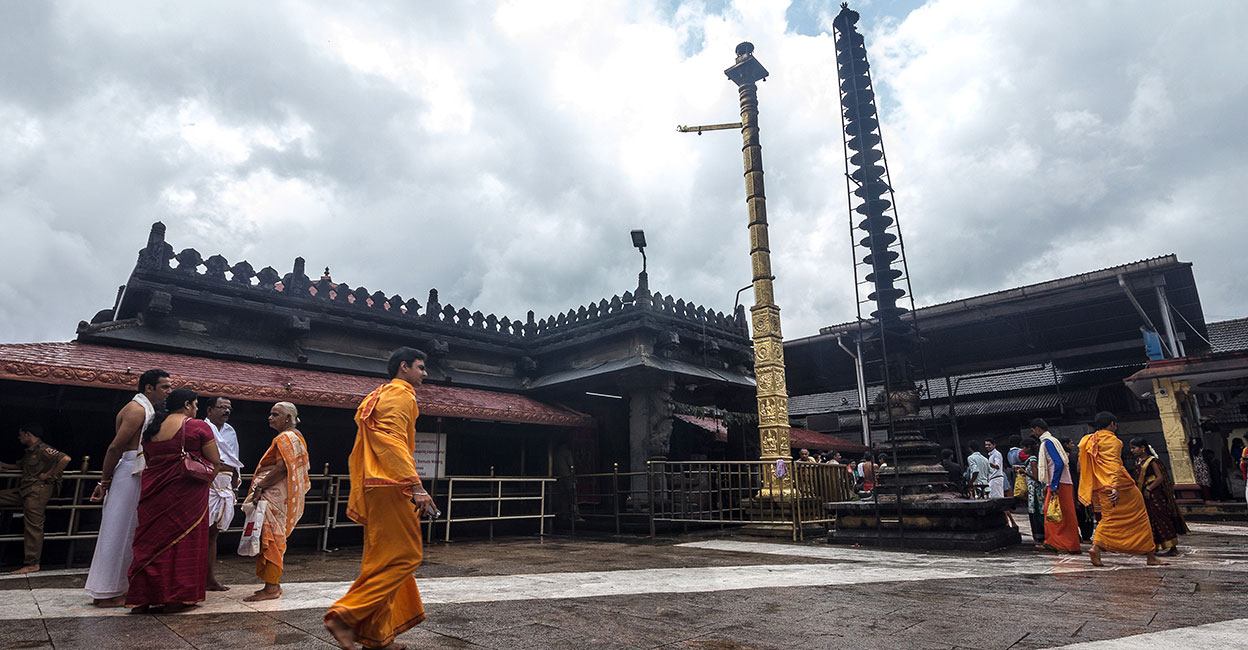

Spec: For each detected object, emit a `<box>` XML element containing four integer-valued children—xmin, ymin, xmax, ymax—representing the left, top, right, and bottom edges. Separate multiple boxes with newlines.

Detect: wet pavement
<box><xmin>0</xmin><ymin>520</ymin><xmax>1245</xmax><ymax>649</ymax></box>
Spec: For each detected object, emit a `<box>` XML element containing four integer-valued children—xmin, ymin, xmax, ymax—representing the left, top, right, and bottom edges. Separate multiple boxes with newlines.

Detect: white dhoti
<box><xmin>988</xmin><ymin>476</ymin><xmax>1006</xmax><ymax>499</ymax></box>
<box><xmin>208</xmin><ymin>473</ymin><xmax>237</xmax><ymax>531</ymax></box>
<box><xmin>83</xmin><ymin>450</ymin><xmax>142</xmax><ymax>599</ymax></box>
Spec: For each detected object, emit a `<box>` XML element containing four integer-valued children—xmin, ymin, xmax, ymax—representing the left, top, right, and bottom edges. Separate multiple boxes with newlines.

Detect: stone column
<box><xmin>628</xmin><ymin>379</ymin><xmax>674</xmax><ymax>504</ymax></box>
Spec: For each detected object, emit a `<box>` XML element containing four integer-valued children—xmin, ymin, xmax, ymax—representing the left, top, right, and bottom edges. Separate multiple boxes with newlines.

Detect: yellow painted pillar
<box><xmin>1153</xmin><ymin>377</ymin><xmax>1196</xmax><ymax>486</ymax></box>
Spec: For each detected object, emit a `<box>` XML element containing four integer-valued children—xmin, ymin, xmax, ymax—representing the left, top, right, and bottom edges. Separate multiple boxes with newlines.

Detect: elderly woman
<box><xmin>242</xmin><ymin>401</ymin><xmax>310</xmax><ymax>602</ymax></box>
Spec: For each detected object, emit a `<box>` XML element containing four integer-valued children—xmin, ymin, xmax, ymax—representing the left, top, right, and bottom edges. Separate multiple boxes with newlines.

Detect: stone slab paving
<box><xmin>0</xmin><ymin>521</ymin><xmax>1245</xmax><ymax>649</ymax></box>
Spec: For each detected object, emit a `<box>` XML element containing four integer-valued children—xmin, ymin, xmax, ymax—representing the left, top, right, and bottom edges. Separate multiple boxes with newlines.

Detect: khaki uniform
<box><xmin>1</xmin><ymin>441</ymin><xmax>69</xmax><ymax>566</ymax></box>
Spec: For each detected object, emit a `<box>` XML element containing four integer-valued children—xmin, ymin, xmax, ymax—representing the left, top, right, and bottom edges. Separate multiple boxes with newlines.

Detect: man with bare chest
<box><xmin>83</xmin><ymin>369</ymin><xmax>171</xmax><ymax>607</ymax></box>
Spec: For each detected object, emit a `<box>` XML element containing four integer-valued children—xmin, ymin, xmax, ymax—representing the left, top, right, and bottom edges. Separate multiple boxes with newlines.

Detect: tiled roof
<box><xmin>926</xmin><ymin>388</ymin><xmax>1097</xmax><ymax>418</ymax></box>
<box><xmin>788</xmin><ymin>428</ymin><xmax>870</xmax><ymax>453</ymax></box>
<box><xmin>674</xmin><ymin>413</ymin><xmax>728</xmax><ymax>442</ymax></box>
<box><xmin>792</xmin><ymin>382</ymin><xmax>1096</xmax><ymax>420</ymax></box>
<box><xmin>0</xmin><ymin>342</ymin><xmax>592</xmax><ymax>427</ymax></box>
<box><xmin>789</xmin><ymin>363</ymin><xmax>1063</xmax><ymax>416</ymax></box>
<box><xmin>1208</xmin><ymin>317</ymin><xmax>1248</xmax><ymax>353</ymax></box>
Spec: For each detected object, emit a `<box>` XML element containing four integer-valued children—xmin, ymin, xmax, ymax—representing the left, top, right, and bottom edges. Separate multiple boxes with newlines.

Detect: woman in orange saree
<box><xmin>1129</xmin><ymin>438</ymin><xmax>1189</xmax><ymax>555</ymax></box>
<box><xmin>242</xmin><ymin>401</ymin><xmax>310</xmax><ymax>602</ymax></box>
<box><xmin>1077</xmin><ymin>412</ymin><xmax>1164</xmax><ymax>567</ymax></box>
<box><xmin>1033</xmin><ymin>420</ymin><xmax>1080</xmax><ymax>553</ymax></box>
<box><xmin>126</xmin><ymin>389</ymin><xmax>222</xmax><ymax>611</ymax></box>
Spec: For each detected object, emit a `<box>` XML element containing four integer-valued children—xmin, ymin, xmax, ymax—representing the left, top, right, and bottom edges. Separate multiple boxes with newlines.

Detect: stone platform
<box><xmin>827</xmin><ymin>496</ymin><xmax>1022</xmax><ymax>551</ymax></box>
<box><xmin>2</xmin><ymin>521</ymin><xmax>1247</xmax><ymax>649</ymax></box>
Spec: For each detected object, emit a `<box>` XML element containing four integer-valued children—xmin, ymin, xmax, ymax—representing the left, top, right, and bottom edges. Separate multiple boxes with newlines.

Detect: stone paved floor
<box><xmin>0</xmin><ymin>520</ymin><xmax>1245</xmax><ymax>649</ymax></box>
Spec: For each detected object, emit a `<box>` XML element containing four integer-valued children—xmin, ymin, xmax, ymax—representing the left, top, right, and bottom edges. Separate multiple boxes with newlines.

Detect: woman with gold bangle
<box><xmin>242</xmin><ymin>401</ymin><xmax>310</xmax><ymax>602</ymax></box>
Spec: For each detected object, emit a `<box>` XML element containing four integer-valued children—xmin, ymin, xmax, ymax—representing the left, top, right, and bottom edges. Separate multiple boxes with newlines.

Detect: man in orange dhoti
<box><xmin>1077</xmin><ymin>411</ymin><xmax>1164</xmax><ymax>567</ymax></box>
<box><xmin>326</xmin><ymin>347</ymin><xmax>433</xmax><ymax>650</ymax></box>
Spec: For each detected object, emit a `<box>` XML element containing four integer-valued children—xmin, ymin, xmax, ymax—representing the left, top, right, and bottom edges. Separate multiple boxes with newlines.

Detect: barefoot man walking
<box><xmin>326</xmin><ymin>347</ymin><xmax>434</xmax><ymax>650</ymax></box>
<box><xmin>203</xmin><ymin>396</ymin><xmax>244</xmax><ymax>591</ymax></box>
<box><xmin>1078</xmin><ymin>411</ymin><xmax>1166</xmax><ymax>567</ymax></box>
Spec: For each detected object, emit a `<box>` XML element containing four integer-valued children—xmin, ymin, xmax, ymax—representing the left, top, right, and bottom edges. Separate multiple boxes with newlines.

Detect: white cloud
<box><xmin>1</xmin><ymin>0</ymin><xmax>1245</xmax><ymax>347</ymax></box>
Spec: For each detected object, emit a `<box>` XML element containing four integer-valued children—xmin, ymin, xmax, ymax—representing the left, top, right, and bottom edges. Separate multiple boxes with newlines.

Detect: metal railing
<box><xmin>0</xmin><ymin>461</ymin><xmax>343</xmax><ymax>560</ymax></box>
<box><xmin>436</xmin><ymin>474</ymin><xmax>554</xmax><ymax>542</ymax></box>
<box><xmin>567</xmin><ymin>460</ymin><xmax>857</xmax><ymax>541</ymax></box>
<box><xmin>564</xmin><ymin>464</ymin><xmax>651</xmax><ymax>535</ymax></box>
<box><xmin>3</xmin><ymin>460</ymin><xmax>858</xmax><ymax>564</ymax></box>
<box><xmin>1</xmin><ymin>463</ymin><xmax>556</xmax><ymax>564</ymax></box>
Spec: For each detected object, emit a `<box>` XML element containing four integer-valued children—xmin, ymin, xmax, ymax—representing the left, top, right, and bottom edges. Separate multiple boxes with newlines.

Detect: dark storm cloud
<box><xmin>1</xmin><ymin>0</ymin><xmax>1244</xmax><ymax>347</ymax></box>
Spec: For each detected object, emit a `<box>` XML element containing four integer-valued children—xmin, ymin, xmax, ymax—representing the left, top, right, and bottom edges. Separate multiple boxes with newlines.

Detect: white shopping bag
<box><xmin>236</xmin><ymin>499</ymin><xmax>267</xmax><ymax>557</ymax></box>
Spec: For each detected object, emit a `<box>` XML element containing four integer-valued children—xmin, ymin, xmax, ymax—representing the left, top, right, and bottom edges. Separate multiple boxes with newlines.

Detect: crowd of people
<box><xmin>0</xmin><ymin>347</ymin><xmax>437</xmax><ymax>648</ymax></box>
<box><xmin>955</xmin><ymin>413</ymin><xmax>1198</xmax><ymax>566</ymax></box>
<box><xmin>79</xmin><ymin>369</ymin><xmax>312</xmax><ymax>610</ymax></box>
<box><xmin>791</xmin><ymin>411</ymin><xmax>1246</xmax><ymax>568</ymax></box>
<box><xmin>6</xmin><ymin>348</ymin><xmax>1248</xmax><ymax>646</ymax></box>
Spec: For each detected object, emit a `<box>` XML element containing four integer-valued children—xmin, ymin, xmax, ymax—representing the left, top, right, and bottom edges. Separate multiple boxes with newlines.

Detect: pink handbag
<box><xmin>178</xmin><ymin>420</ymin><xmax>216</xmax><ymax>483</ymax></box>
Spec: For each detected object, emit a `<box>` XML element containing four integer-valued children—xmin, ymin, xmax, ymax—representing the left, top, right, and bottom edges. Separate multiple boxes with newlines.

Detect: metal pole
<box><xmin>647</xmin><ymin>461</ymin><xmax>656</xmax><ymax>537</ymax></box>
<box><xmin>945</xmin><ymin>375</ymin><xmax>961</xmax><ymax>469</ymax></box>
<box><xmin>612</xmin><ymin>463</ymin><xmax>621</xmax><ymax>535</ymax></box>
<box><xmin>1156</xmin><ymin>285</ymin><xmax>1181</xmax><ymax>358</ymax></box>
<box><xmin>443</xmin><ymin>479</ymin><xmax>455</xmax><ymax>543</ymax></box>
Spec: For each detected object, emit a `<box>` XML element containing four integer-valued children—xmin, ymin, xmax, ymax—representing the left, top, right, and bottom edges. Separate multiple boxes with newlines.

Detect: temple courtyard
<box><xmin>1</xmin><ymin>521</ymin><xmax>1245</xmax><ymax>649</ymax></box>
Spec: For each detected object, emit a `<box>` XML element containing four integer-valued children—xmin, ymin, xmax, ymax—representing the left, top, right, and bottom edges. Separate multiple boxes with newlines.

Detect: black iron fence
<box><xmin>2</xmin><ymin>460</ymin><xmax>856</xmax><ymax>565</ymax></box>
<box><xmin>570</xmin><ymin>460</ymin><xmax>856</xmax><ymax>541</ymax></box>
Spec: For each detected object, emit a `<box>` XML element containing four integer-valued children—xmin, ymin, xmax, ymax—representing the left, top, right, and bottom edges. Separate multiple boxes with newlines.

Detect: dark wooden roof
<box><xmin>785</xmin><ymin>255</ymin><xmax>1207</xmax><ymax>394</ymax></box>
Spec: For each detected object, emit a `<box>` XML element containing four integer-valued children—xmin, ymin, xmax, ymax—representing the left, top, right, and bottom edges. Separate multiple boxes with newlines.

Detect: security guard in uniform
<box><xmin>0</xmin><ymin>424</ymin><xmax>71</xmax><ymax>574</ymax></box>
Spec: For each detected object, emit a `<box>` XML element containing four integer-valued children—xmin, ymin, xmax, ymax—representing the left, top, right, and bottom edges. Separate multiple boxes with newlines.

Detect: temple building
<box><xmin>0</xmin><ymin>222</ymin><xmax>771</xmax><ymax>496</ymax></box>
<box><xmin>786</xmin><ymin>254</ymin><xmax>1247</xmax><ymax>509</ymax></box>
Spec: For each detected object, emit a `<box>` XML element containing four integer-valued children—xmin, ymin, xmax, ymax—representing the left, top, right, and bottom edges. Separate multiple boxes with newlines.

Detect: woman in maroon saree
<box><xmin>1129</xmin><ymin>438</ymin><xmax>1189</xmax><ymax>556</ymax></box>
<box><xmin>126</xmin><ymin>388</ymin><xmax>222</xmax><ymax>611</ymax></box>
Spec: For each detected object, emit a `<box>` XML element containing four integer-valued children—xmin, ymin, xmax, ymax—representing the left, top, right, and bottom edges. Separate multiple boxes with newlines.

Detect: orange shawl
<box><xmin>254</xmin><ymin>429</ymin><xmax>310</xmax><ymax>566</ymax></box>
<box><xmin>1077</xmin><ymin>429</ymin><xmax>1135</xmax><ymax>506</ymax></box>
<box><xmin>347</xmin><ymin>379</ymin><xmax>422</xmax><ymax>525</ymax></box>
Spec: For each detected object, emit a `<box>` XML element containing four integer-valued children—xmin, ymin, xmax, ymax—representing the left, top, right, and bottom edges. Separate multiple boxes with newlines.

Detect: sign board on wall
<box><xmin>412</xmin><ymin>431</ymin><xmax>447</xmax><ymax>479</ymax></box>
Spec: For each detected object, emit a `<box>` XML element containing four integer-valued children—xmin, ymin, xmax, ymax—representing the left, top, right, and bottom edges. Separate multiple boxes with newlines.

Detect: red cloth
<box><xmin>125</xmin><ymin>418</ymin><xmax>214</xmax><ymax>608</ymax></box>
<box><xmin>1043</xmin><ymin>483</ymin><xmax>1081</xmax><ymax>553</ymax></box>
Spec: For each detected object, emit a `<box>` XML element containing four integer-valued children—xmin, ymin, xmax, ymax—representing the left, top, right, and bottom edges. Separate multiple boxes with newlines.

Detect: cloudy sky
<box><xmin>2</xmin><ymin>0</ymin><xmax>1244</xmax><ymax>345</ymax></box>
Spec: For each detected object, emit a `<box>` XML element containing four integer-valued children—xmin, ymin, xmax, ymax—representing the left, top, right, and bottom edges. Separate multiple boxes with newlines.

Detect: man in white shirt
<box><xmin>985</xmin><ymin>438</ymin><xmax>1019</xmax><ymax>530</ymax></box>
<box><xmin>965</xmin><ymin>442</ymin><xmax>991</xmax><ymax>498</ymax></box>
<box><xmin>203</xmin><ymin>396</ymin><xmax>244</xmax><ymax>591</ymax></box>
<box><xmin>985</xmin><ymin>439</ymin><xmax>1006</xmax><ymax>498</ymax></box>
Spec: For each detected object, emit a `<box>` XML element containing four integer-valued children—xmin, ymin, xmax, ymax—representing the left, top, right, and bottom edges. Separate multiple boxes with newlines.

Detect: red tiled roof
<box><xmin>787</xmin><ymin>427</ymin><xmax>870</xmax><ymax>453</ymax></box>
<box><xmin>674</xmin><ymin>413</ymin><xmax>728</xmax><ymax>442</ymax></box>
<box><xmin>0</xmin><ymin>342</ymin><xmax>592</xmax><ymax>427</ymax></box>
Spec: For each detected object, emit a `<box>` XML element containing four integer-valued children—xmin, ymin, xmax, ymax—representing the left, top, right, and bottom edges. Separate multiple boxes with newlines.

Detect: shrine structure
<box><xmin>0</xmin><ymin>222</ymin><xmax>762</xmax><ymax>489</ymax></box>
